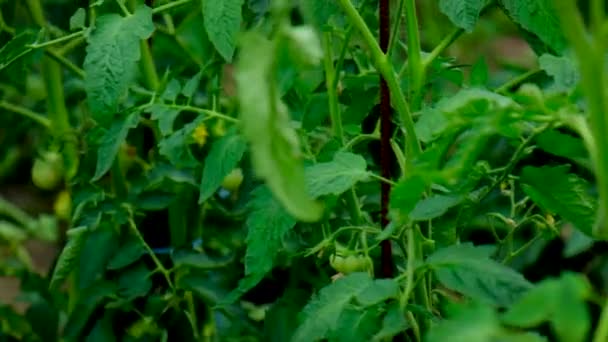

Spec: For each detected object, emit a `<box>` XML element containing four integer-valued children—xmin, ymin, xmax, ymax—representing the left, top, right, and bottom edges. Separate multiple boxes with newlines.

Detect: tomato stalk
<box><xmin>337</xmin><ymin>0</ymin><xmax>421</xmax><ymax>160</ymax></box>
<box><xmin>555</xmin><ymin>1</ymin><xmax>608</xmax><ymax>240</ymax></box>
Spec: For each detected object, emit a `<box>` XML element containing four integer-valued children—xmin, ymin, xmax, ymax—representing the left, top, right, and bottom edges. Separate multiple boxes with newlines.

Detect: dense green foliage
<box><xmin>1</xmin><ymin>0</ymin><xmax>608</xmax><ymax>341</ymax></box>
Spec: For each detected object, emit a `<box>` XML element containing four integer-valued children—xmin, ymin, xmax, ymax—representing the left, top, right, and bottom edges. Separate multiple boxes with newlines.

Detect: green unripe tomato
<box><xmin>329</xmin><ymin>253</ymin><xmax>347</xmax><ymax>274</ymax></box>
<box><xmin>31</xmin><ymin>152</ymin><xmax>64</xmax><ymax>190</ymax></box>
<box><xmin>222</xmin><ymin>168</ymin><xmax>244</xmax><ymax>192</ymax></box>
<box><xmin>54</xmin><ymin>190</ymin><xmax>72</xmax><ymax>220</ymax></box>
<box><xmin>330</xmin><ymin>252</ymin><xmax>372</xmax><ymax>274</ymax></box>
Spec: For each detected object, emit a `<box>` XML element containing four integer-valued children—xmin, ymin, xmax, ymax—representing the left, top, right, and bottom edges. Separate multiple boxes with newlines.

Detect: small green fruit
<box><xmin>31</xmin><ymin>152</ymin><xmax>63</xmax><ymax>190</ymax></box>
<box><xmin>222</xmin><ymin>168</ymin><xmax>244</xmax><ymax>192</ymax></box>
<box><xmin>54</xmin><ymin>190</ymin><xmax>72</xmax><ymax>220</ymax></box>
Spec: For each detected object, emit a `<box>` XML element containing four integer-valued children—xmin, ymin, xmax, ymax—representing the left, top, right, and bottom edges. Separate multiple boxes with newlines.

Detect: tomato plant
<box><xmin>1</xmin><ymin>0</ymin><xmax>608</xmax><ymax>341</ymax></box>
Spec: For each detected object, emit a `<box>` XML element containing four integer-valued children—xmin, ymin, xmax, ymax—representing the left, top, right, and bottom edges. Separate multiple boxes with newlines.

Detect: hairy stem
<box><xmin>404</xmin><ymin>0</ymin><xmax>424</xmax><ymax>111</ymax></box>
<box><xmin>337</xmin><ymin>0</ymin><xmax>421</xmax><ymax>160</ymax></box>
<box><xmin>555</xmin><ymin>1</ymin><xmax>608</xmax><ymax>239</ymax></box>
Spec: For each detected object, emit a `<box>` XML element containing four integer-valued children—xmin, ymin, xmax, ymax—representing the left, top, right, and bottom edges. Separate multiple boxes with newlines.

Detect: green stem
<box><xmin>494</xmin><ymin>69</ymin><xmax>542</xmax><ymax>94</ymax></box>
<box><xmin>403</xmin><ymin>0</ymin><xmax>424</xmax><ymax>111</ymax></box>
<box><xmin>387</xmin><ymin>0</ymin><xmax>405</xmax><ymax>57</ymax></box>
<box><xmin>422</xmin><ymin>28</ymin><xmax>464</xmax><ymax>70</ymax></box>
<box><xmin>116</xmin><ymin>0</ymin><xmax>131</xmax><ymax>16</ymax></box>
<box><xmin>555</xmin><ymin>1</ymin><xmax>608</xmax><ymax>239</ymax></box>
<box><xmin>44</xmin><ymin>49</ymin><xmax>85</xmax><ymax>79</ymax></box>
<box><xmin>127</xmin><ymin>214</ymin><xmax>175</xmax><ymax>289</ymax></box>
<box><xmin>0</xmin><ymin>101</ymin><xmax>51</xmax><ymax>128</ymax></box>
<box><xmin>29</xmin><ymin>30</ymin><xmax>86</xmax><ymax>49</ymax></box>
<box><xmin>139</xmin><ymin>40</ymin><xmax>159</xmax><ymax>91</ymax></box>
<box><xmin>26</xmin><ymin>0</ymin><xmax>46</xmax><ymax>27</ymax></box>
<box><xmin>42</xmin><ymin>56</ymin><xmax>79</xmax><ymax>179</ymax></box>
<box><xmin>594</xmin><ymin>298</ymin><xmax>608</xmax><ymax>342</ymax></box>
<box><xmin>337</xmin><ymin>0</ymin><xmax>421</xmax><ymax>160</ymax></box>
<box><xmin>0</xmin><ymin>197</ymin><xmax>36</xmax><ymax>229</ymax></box>
<box><xmin>152</xmin><ymin>0</ymin><xmax>193</xmax><ymax>14</ymax></box>
<box><xmin>323</xmin><ymin>32</ymin><xmax>344</xmax><ymax>144</ymax></box>
<box><xmin>400</xmin><ymin>226</ymin><xmax>417</xmax><ymax>309</ymax></box>
<box><xmin>322</xmin><ymin>28</ymin><xmax>363</xmax><ymax>225</ymax></box>
<box><xmin>163</xmin><ymin>104</ymin><xmax>239</xmax><ymax>123</ymax></box>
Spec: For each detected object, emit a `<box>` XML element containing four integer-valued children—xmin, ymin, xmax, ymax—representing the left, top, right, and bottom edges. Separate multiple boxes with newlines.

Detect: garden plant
<box><xmin>1</xmin><ymin>0</ymin><xmax>608</xmax><ymax>341</ymax></box>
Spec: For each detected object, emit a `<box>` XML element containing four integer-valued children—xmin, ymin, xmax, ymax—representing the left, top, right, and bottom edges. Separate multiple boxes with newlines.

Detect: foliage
<box><xmin>1</xmin><ymin>0</ymin><xmax>608</xmax><ymax>341</ymax></box>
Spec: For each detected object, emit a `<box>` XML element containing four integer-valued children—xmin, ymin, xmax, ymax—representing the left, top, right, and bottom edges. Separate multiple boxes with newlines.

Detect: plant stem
<box><xmin>127</xmin><ymin>214</ymin><xmax>175</xmax><ymax>289</ymax></box>
<box><xmin>387</xmin><ymin>0</ymin><xmax>404</xmax><ymax>57</ymax></box>
<box><xmin>422</xmin><ymin>28</ymin><xmax>464</xmax><ymax>70</ymax></box>
<box><xmin>323</xmin><ymin>32</ymin><xmax>344</xmax><ymax>144</ymax></box>
<box><xmin>594</xmin><ymin>298</ymin><xmax>608</xmax><ymax>342</ymax></box>
<box><xmin>44</xmin><ymin>49</ymin><xmax>85</xmax><ymax>79</ymax></box>
<box><xmin>403</xmin><ymin>0</ymin><xmax>424</xmax><ymax>111</ymax></box>
<box><xmin>116</xmin><ymin>0</ymin><xmax>131</xmax><ymax>16</ymax></box>
<box><xmin>29</xmin><ymin>30</ymin><xmax>86</xmax><ymax>49</ymax></box>
<box><xmin>494</xmin><ymin>68</ymin><xmax>542</xmax><ymax>94</ymax></box>
<box><xmin>322</xmin><ymin>30</ymin><xmax>363</xmax><ymax>224</ymax></box>
<box><xmin>555</xmin><ymin>1</ymin><xmax>608</xmax><ymax>239</ymax></box>
<box><xmin>0</xmin><ymin>101</ymin><xmax>51</xmax><ymax>128</ymax></box>
<box><xmin>42</xmin><ymin>56</ymin><xmax>80</xmax><ymax>179</ymax></box>
<box><xmin>162</xmin><ymin>104</ymin><xmax>238</xmax><ymax>122</ymax></box>
<box><xmin>139</xmin><ymin>40</ymin><xmax>159</xmax><ymax>91</ymax></box>
<box><xmin>337</xmin><ymin>0</ymin><xmax>421</xmax><ymax>159</ymax></box>
<box><xmin>152</xmin><ymin>0</ymin><xmax>193</xmax><ymax>14</ymax></box>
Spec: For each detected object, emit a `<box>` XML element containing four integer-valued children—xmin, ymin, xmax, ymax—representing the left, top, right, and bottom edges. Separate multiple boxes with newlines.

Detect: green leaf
<box><xmin>502</xmin><ymin>273</ymin><xmax>591</xmax><ymax>342</ymax></box>
<box><xmin>182</xmin><ymin>70</ymin><xmax>203</xmax><ymax>98</ymax></box>
<box><xmin>49</xmin><ymin>226</ymin><xmax>88</xmax><ymax>290</ymax></box>
<box><xmin>329</xmin><ymin>305</ymin><xmax>383</xmax><ymax>342</ymax></box>
<box><xmin>415</xmin><ymin>108</ymin><xmax>449</xmax><ymax>143</ymax></box>
<box><xmin>470</xmin><ymin>57</ymin><xmax>489</xmax><ymax>87</ymax></box>
<box><xmin>305</xmin><ymin>152</ymin><xmax>369</xmax><ymax>198</ymax></box>
<box><xmin>0</xmin><ymin>31</ymin><xmax>35</xmax><ymax>71</ymax></box>
<box><xmin>117</xmin><ymin>263</ymin><xmax>152</xmax><ymax>300</ymax></box>
<box><xmin>520</xmin><ymin>165</ymin><xmax>597</xmax><ymax>235</ymax></box>
<box><xmin>500</xmin><ymin>0</ymin><xmax>566</xmax><ymax>53</ymax></box>
<box><xmin>263</xmin><ymin>288</ymin><xmax>308</xmax><ymax>341</ymax></box>
<box><xmin>427</xmin><ymin>301</ymin><xmax>500</xmax><ymax>342</ymax></box>
<box><xmin>299</xmin><ymin>0</ymin><xmax>341</xmax><ymax>31</ymax></box>
<box><xmin>83</xmin><ymin>5</ymin><xmax>154</xmax><ymax>121</ymax></box>
<box><xmin>92</xmin><ymin>111</ymin><xmax>140</xmax><ymax>181</ymax></box>
<box><xmin>171</xmin><ymin>251</ymin><xmax>233</xmax><ymax>270</ymax></box>
<box><xmin>535</xmin><ymin>130</ymin><xmax>588</xmax><ymax>167</ymax></box>
<box><xmin>236</xmin><ymin>31</ymin><xmax>322</xmax><ymax>222</ymax></box>
<box><xmin>438</xmin><ymin>0</ymin><xmax>492</xmax><ymax>32</ymax></box>
<box><xmin>410</xmin><ymin>195</ymin><xmax>462</xmax><ymax>221</ymax></box>
<box><xmin>199</xmin><ymin>131</ymin><xmax>247</xmax><ymax>203</ymax></box>
<box><xmin>202</xmin><ymin>0</ymin><xmax>243</xmax><ymax>62</ymax></box>
<box><xmin>150</xmin><ymin>104</ymin><xmax>181</xmax><ymax>136</ymax></box>
<box><xmin>158</xmin><ymin>117</ymin><xmax>204</xmax><ymax>169</ymax></box>
<box><xmin>85</xmin><ymin>313</ymin><xmax>116</xmax><ymax>342</ymax></box>
<box><xmin>64</xmin><ymin>281</ymin><xmax>117</xmax><ymax>339</ymax></box>
<box><xmin>106</xmin><ymin>236</ymin><xmax>147</xmax><ymax>270</ymax></box>
<box><xmin>389</xmin><ymin>175</ymin><xmax>427</xmax><ymax>223</ymax></box>
<box><xmin>372</xmin><ymin>303</ymin><xmax>409</xmax><ymax>341</ymax></box>
<box><xmin>538</xmin><ymin>54</ymin><xmax>579</xmax><ymax>92</ymax></box>
<box><xmin>427</xmin><ymin>243</ymin><xmax>533</xmax><ymax>306</ymax></box>
<box><xmin>224</xmin><ymin>186</ymin><xmax>296</xmax><ymax>303</ymax></box>
<box><xmin>78</xmin><ymin>223</ymin><xmax>119</xmax><ymax>289</ymax></box>
<box><xmin>70</xmin><ymin>8</ymin><xmax>86</xmax><ymax>31</ymax></box>
<box><xmin>354</xmin><ymin>278</ymin><xmax>399</xmax><ymax>306</ymax></box>
<box><xmin>161</xmin><ymin>79</ymin><xmax>181</xmax><ymax>102</ymax></box>
<box><xmin>292</xmin><ymin>273</ymin><xmax>373</xmax><ymax>342</ymax></box>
